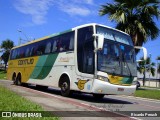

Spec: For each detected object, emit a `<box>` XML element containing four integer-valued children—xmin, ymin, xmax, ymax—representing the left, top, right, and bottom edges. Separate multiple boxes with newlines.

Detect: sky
<box><xmin>0</xmin><ymin>0</ymin><xmax>160</xmax><ymax>63</ymax></box>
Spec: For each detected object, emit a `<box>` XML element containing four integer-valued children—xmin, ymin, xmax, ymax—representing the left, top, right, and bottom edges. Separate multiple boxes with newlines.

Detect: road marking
<box><xmin>115</xmin><ymin>95</ymin><xmax>160</xmax><ymax>103</ymax></box>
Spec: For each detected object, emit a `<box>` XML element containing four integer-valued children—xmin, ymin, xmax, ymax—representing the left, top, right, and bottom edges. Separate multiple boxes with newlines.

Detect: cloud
<box><xmin>56</xmin><ymin>0</ymin><xmax>95</xmax><ymax>16</ymax></box>
<box><xmin>14</xmin><ymin>0</ymin><xmax>95</xmax><ymax>25</ymax></box>
<box><xmin>58</xmin><ymin>4</ymin><xmax>91</xmax><ymax>16</ymax></box>
<box><xmin>14</xmin><ymin>0</ymin><xmax>54</xmax><ymax>25</ymax></box>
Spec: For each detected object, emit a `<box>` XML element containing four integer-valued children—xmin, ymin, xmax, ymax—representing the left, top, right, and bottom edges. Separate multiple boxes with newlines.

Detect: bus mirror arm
<box><xmin>93</xmin><ymin>34</ymin><xmax>104</xmax><ymax>51</ymax></box>
<box><xmin>134</xmin><ymin>46</ymin><xmax>147</xmax><ymax>60</ymax></box>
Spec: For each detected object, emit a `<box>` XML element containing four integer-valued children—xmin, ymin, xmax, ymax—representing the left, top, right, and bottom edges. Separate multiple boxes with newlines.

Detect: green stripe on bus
<box><xmin>30</xmin><ymin>55</ymin><xmax>48</xmax><ymax>79</ymax></box>
<box><xmin>30</xmin><ymin>54</ymin><xmax>58</xmax><ymax>80</ymax></box>
<box><xmin>36</xmin><ymin>54</ymin><xmax>58</xmax><ymax>79</ymax></box>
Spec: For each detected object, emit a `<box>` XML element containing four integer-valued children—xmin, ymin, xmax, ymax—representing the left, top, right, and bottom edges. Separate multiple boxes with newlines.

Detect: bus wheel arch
<box><xmin>59</xmin><ymin>74</ymin><xmax>72</xmax><ymax>97</ymax></box>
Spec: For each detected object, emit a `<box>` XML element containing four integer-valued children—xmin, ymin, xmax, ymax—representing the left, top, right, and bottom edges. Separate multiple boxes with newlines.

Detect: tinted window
<box><xmin>77</xmin><ymin>26</ymin><xmax>94</xmax><ymax>74</ymax></box>
<box><xmin>10</xmin><ymin>31</ymin><xmax>74</xmax><ymax>60</ymax></box>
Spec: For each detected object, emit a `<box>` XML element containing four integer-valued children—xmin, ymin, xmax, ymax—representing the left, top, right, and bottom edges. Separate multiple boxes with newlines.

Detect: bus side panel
<box><xmin>26</xmin><ymin>52</ymin><xmax>75</xmax><ymax>88</ymax></box>
<box><xmin>7</xmin><ymin>56</ymin><xmax>40</xmax><ymax>82</ymax></box>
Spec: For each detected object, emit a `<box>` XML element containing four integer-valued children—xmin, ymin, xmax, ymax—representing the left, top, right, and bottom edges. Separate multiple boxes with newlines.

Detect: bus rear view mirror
<box><xmin>93</xmin><ymin>34</ymin><xmax>104</xmax><ymax>50</ymax></box>
<box><xmin>134</xmin><ymin>46</ymin><xmax>147</xmax><ymax>60</ymax></box>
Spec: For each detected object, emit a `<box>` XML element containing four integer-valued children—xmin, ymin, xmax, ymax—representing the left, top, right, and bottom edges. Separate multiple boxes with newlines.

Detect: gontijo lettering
<box><xmin>18</xmin><ymin>58</ymin><xmax>34</xmax><ymax>65</ymax></box>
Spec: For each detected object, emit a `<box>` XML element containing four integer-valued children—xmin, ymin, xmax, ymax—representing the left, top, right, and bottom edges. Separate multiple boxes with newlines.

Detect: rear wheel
<box><xmin>60</xmin><ymin>76</ymin><xmax>72</xmax><ymax>97</ymax></box>
<box><xmin>15</xmin><ymin>74</ymin><xmax>22</xmax><ymax>86</ymax></box>
<box><xmin>12</xmin><ymin>74</ymin><xmax>16</xmax><ymax>85</ymax></box>
<box><xmin>93</xmin><ymin>94</ymin><xmax>105</xmax><ymax>99</ymax></box>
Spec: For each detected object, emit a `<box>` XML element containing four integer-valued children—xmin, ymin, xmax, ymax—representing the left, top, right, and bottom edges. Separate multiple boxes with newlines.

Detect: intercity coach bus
<box><xmin>7</xmin><ymin>23</ymin><xmax>147</xmax><ymax>98</ymax></box>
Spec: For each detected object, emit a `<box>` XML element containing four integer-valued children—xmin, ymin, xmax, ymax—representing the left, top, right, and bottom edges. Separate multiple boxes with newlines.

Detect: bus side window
<box><xmin>52</xmin><ymin>40</ymin><xmax>57</xmax><ymax>52</ymax></box>
<box><xmin>37</xmin><ymin>43</ymin><xmax>44</xmax><ymax>55</ymax></box>
<box><xmin>14</xmin><ymin>50</ymin><xmax>17</xmax><ymax>59</ymax></box>
<box><xmin>45</xmin><ymin>42</ymin><xmax>51</xmax><ymax>54</ymax></box>
<box><xmin>25</xmin><ymin>48</ymin><xmax>30</xmax><ymax>57</ymax></box>
<box><xmin>20</xmin><ymin>49</ymin><xmax>24</xmax><ymax>58</ymax></box>
<box><xmin>30</xmin><ymin>47</ymin><xmax>34</xmax><ymax>56</ymax></box>
<box><xmin>57</xmin><ymin>39</ymin><xmax>62</xmax><ymax>51</ymax></box>
<box><xmin>11</xmin><ymin>50</ymin><xmax>15</xmax><ymax>59</ymax></box>
<box><xmin>69</xmin><ymin>35</ymin><xmax>74</xmax><ymax>50</ymax></box>
<box><xmin>16</xmin><ymin>49</ymin><xmax>20</xmax><ymax>59</ymax></box>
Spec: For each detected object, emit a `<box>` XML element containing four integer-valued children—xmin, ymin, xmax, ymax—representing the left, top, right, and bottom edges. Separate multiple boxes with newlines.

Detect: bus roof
<box><xmin>12</xmin><ymin>23</ymin><xmax>129</xmax><ymax>50</ymax></box>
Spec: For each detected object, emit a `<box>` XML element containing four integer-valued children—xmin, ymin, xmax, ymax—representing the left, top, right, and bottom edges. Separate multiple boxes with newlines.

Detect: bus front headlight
<box><xmin>97</xmin><ymin>75</ymin><xmax>109</xmax><ymax>82</ymax></box>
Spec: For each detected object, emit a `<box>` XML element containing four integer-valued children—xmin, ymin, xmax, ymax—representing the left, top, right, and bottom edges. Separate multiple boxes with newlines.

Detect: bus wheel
<box><xmin>60</xmin><ymin>76</ymin><xmax>71</xmax><ymax>97</ymax></box>
<box><xmin>12</xmin><ymin>74</ymin><xmax>16</xmax><ymax>85</ymax></box>
<box><xmin>93</xmin><ymin>94</ymin><xmax>105</xmax><ymax>99</ymax></box>
<box><xmin>16</xmin><ymin>74</ymin><xmax>22</xmax><ymax>86</ymax></box>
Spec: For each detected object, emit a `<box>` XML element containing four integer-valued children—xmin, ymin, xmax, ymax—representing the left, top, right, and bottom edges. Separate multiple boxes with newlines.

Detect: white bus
<box><xmin>7</xmin><ymin>23</ymin><xmax>147</xmax><ymax>98</ymax></box>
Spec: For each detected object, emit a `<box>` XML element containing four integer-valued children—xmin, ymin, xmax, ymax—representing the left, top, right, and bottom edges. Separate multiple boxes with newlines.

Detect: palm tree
<box><xmin>137</xmin><ymin>57</ymin><xmax>155</xmax><ymax>86</ymax></box>
<box><xmin>99</xmin><ymin>0</ymin><xmax>159</xmax><ymax>52</ymax></box>
<box><xmin>1</xmin><ymin>39</ymin><xmax>14</xmax><ymax>70</ymax></box>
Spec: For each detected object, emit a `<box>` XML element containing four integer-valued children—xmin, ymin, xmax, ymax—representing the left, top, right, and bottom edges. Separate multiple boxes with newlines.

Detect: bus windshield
<box><xmin>96</xmin><ymin>26</ymin><xmax>137</xmax><ymax>76</ymax></box>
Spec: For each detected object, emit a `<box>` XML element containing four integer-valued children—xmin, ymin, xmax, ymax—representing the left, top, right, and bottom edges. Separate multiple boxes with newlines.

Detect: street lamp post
<box><xmin>18</xmin><ymin>29</ymin><xmax>29</xmax><ymax>45</ymax></box>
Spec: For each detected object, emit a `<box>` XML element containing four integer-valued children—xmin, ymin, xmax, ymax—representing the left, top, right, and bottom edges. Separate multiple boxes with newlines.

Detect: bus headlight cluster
<box><xmin>97</xmin><ymin>75</ymin><xmax>109</xmax><ymax>82</ymax></box>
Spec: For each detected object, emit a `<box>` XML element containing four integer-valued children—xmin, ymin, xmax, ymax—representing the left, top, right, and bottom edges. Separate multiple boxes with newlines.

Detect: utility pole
<box><xmin>17</xmin><ymin>29</ymin><xmax>29</xmax><ymax>45</ymax></box>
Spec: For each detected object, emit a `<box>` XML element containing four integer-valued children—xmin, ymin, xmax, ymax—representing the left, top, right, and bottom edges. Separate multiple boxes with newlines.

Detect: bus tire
<box><xmin>93</xmin><ymin>94</ymin><xmax>105</xmax><ymax>99</ymax></box>
<box><xmin>12</xmin><ymin>73</ymin><xmax>16</xmax><ymax>85</ymax></box>
<box><xmin>60</xmin><ymin>76</ymin><xmax>72</xmax><ymax>97</ymax></box>
<box><xmin>16</xmin><ymin>74</ymin><xmax>22</xmax><ymax>86</ymax></box>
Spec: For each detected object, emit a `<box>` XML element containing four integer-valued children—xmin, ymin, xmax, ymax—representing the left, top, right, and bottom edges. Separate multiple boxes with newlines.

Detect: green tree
<box><xmin>0</xmin><ymin>39</ymin><xmax>14</xmax><ymax>70</ymax></box>
<box><xmin>137</xmin><ymin>57</ymin><xmax>155</xmax><ymax>86</ymax></box>
<box><xmin>99</xmin><ymin>0</ymin><xmax>159</xmax><ymax>52</ymax></box>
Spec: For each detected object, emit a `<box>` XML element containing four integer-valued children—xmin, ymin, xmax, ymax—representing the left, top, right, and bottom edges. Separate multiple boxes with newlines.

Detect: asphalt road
<box><xmin>0</xmin><ymin>80</ymin><xmax>160</xmax><ymax>120</ymax></box>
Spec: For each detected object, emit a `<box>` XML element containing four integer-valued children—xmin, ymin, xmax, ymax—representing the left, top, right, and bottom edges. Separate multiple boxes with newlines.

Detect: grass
<box><xmin>0</xmin><ymin>85</ymin><xmax>59</xmax><ymax>120</ymax></box>
<box><xmin>0</xmin><ymin>69</ymin><xmax>7</xmax><ymax>80</ymax></box>
<box><xmin>135</xmin><ymin>88</ymin><xmax>160</xmax><ymax>100</ymax></box>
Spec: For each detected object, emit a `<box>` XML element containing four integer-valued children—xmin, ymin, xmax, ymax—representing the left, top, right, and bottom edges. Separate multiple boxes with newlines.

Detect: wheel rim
<box><xmin>61</xmin><ymin>82</ymin><xmax>68</xmax><ymax>92</ymax></box>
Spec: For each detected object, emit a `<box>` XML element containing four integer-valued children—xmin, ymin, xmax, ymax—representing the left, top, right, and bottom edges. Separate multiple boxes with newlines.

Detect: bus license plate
<box><xmin>118</xmin><ymin>88</ymin><xmax>124</xmax><ymax>91</ymax></box>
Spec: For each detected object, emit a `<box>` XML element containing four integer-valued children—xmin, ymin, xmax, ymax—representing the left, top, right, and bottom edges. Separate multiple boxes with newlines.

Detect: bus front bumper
<box><xmin>92</xmin><ymin>79</ymin><xmax>136</xmax><ymax>95</ymax></box>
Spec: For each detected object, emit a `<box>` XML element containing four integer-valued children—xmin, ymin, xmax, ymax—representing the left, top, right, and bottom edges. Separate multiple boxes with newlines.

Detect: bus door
<box><xmin>76</xmin><ymin>26</ymin><xmax>94</xmax><ymax>92</ymax></box>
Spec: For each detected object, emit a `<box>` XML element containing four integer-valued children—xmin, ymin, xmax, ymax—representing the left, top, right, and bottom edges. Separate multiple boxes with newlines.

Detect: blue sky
<box><xmin>0</xmin><ymin>0</ymin><xmax>160</xmax><ymax>63</ymax></box>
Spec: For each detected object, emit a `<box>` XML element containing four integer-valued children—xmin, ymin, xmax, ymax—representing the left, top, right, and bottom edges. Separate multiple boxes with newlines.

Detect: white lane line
<box><xmin>114</xmin><ymin>95</ymin><xmax>160</xmax><ymax>103</ymax></box>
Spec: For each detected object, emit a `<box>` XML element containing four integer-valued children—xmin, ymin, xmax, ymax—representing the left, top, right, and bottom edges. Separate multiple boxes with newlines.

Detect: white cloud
<box><xmin>56</xmin><ymin>0</ymin><xmax>94</xmax><ymax>16</ymax></box>
<box><xmin>58</xmin><ymin>4</ymin><xmax>91</xmax><ymax>16</ymax></box>
<box><xmin>69</xmin><ymin>0</ymin><xmax>94</xmax><ymax>5</ymax></box>
<box><xmin>14</xmin><ymin>0</ymin><xmax>95</xmax><ymax>25</ymax></box>
<box><xmin>14</xmin><ymin>0</ymin><xmax>54</xmax><ymax>25</ymax></box>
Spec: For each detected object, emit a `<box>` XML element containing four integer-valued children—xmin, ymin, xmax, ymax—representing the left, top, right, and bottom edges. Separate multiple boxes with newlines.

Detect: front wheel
<box><xmin>60</xmin><ymin>77</ymin><xmax>72</xmax><ymax>97</ymax></box>
<box><xmin>93</xmin><ymin>94</ymin><xmax>105</xmax><ymax>99</ymax></box>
